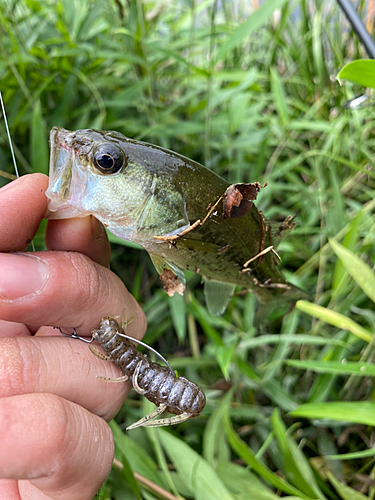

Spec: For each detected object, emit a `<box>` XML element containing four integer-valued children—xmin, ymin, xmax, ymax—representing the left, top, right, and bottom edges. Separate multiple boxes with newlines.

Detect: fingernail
<box><xmin>0</xmin><ymin>253</ymin><xmax>50</xmax><ymax>301</ymax></box>
<box><xmin>90</xmin><ymin>215</ymin><xmax>106</xmax><ymax>241</ymax></box>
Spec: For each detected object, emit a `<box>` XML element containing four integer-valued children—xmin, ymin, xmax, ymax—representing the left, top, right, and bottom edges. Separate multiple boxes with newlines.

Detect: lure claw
<box><xmin>127</xmin><ymin>411</ymin><xmax>193</xmax><ymax>430</ymax></box>
<box><xmin>126</xmin><ymin>404</ymin><xmax>168</xmax><ymax>430</ymax></box>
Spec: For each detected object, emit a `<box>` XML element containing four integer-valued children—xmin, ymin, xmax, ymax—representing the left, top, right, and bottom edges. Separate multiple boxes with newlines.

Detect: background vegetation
<box><xmin>1</xmin><ymin>0</ymin><xmax>375</xmax><ymax>498</ymax></box>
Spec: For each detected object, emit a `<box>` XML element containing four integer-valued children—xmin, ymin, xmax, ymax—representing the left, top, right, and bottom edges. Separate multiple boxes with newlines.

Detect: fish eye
<box><xmin>93</xmin><ymin>144</ymin><xmax>126</xmax><ymax>174</ymax></box>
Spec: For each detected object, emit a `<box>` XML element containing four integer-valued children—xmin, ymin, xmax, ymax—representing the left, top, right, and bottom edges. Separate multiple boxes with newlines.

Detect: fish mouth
<box><xmin>46</xmin><ymin>127</ymin><xmax>87</xmax><ymax>219</ymax></box>
<box><xmin>45</xmin><ymin>127</ymin><xmax>73</xmax><ymax>216</ymax></box>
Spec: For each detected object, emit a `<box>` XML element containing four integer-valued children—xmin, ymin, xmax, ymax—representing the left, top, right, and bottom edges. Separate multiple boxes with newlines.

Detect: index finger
<box><xmin>0</xmin><ymin>174</ymin><xmax>48</xmax><ymax>252</ymax></box>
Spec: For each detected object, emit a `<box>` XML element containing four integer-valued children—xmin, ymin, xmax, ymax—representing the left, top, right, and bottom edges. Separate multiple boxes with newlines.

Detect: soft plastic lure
<box><xmin>90</xmin><ymin>317</ymin><xmax>206</xmax><ymax>429</ymax></box>
<box><xmin>58</xmin><ymin>317</ymin><xmax>206</xmax><ymax>429</ymax></box>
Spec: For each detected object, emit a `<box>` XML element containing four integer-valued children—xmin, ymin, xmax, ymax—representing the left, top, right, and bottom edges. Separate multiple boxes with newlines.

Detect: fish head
<box><xmin>46</xmin><ymin>127</ymin><xmax>189</xmax><ymax>243</ymax></box>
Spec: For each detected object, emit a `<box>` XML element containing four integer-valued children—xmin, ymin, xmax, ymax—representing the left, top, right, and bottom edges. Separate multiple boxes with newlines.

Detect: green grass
<box><xmin>1</xmin><ymin>0</ymin><xmax>375</xmax><ymax>498</ymax></box>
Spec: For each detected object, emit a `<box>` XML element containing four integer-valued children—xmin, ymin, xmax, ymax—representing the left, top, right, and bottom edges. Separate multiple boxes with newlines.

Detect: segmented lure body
<box><xmin>91</xmin><ymin>317</ymin><xmax>206</xmax><ymax>429</ymax></box>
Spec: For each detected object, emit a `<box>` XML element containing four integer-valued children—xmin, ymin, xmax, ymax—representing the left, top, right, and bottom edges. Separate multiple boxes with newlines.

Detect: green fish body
<box><xmin>46</xmin><ymin>127</ymin><xmax>306</xmax><ymax>318</ymax></box>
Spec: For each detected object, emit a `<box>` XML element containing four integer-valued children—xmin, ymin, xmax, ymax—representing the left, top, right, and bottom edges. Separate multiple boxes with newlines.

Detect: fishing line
<box><xmin>0</xmin><ymin>90</ymin><xmax>35</xmax><ymax>251</ymax></box>
<box><xmin>0</xmin><ymin>91</ymin><xmax>20</xmax><ymax>179</ymax></box>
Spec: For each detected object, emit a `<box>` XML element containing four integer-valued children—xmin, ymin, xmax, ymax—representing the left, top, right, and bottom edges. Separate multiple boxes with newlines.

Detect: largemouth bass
<box><xmin>46</xmin><ymin>127</ymin><xmax>307</xmax><ymax>320</ymax></box>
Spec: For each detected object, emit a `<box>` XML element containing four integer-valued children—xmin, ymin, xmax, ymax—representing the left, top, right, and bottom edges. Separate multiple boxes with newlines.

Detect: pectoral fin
<box><xmin>203</xmin><ymin>278</ymin><xmax>236</xmax><ymax>316</ymax></box>
<box><xmin>149</xmin><ymin>254</ymin><xmax>186</xmax><ymax>297</ymax></box>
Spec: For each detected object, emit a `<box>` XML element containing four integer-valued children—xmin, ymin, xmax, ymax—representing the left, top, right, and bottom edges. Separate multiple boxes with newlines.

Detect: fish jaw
<box><xmin>46</xmin><ymin>127</ymin><xmax>92</xmax><ymax>219</ymax></box>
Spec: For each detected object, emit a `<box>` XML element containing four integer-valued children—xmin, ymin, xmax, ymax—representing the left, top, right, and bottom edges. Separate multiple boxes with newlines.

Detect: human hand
<box><xmin>0</xmin><ymin>174</ymin><xmax>147</xmax><ymax>499</ymax></box>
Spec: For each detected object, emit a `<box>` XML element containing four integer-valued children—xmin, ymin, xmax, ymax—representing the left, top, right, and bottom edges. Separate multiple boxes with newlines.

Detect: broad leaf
<box><xmin>338</xmin><ymin>59</ymin><xmax>375</xmax><ymax>89</ymax></box>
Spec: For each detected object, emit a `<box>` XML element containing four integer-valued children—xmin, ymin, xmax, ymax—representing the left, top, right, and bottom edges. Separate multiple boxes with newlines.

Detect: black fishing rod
<box><xmin>336</xmin><ymin>0</ymin><xmax>375</xmax><ymax>58</ymax></box>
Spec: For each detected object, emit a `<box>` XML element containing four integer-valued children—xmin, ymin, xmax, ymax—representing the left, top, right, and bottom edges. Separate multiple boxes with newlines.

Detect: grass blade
<box><xmin>216</xmin><ymin>461</ymin><xmax>273</xmax><ymax>495</ymax></box>
<box><xmin>329</xmin><ymin>238</ymin><xmax>375</xmax><ymax>304</ymax></box>
<box><xmin>239</xmin><ymin>334</ymin><xmax>349</xmax><ymax>349</ymax></box>
<box><xmin>271</xmin><ymin>409</ymin><xmax>325</xmax><ymax>499</ymax></box>
<box><xmin>118</xmin><ymin>453</ymin><xmax>142</xmax><ymax>500</ymax></box>
<box><xmin>223</xmin><ymin>414</ymin><xmax>313</xmax><ymax>499</ymax></box>
<box><xmin>270</xmin><ymin>67</ymin><xmax>289</xmax><ymax>125</ymax></box>
<box><xmin>203</xmin><ymin>388</ymin><xmax>232</xmax><ymax>466</ymax></box>
<box><xmin>215</xmin><ymin>0</ymin><xmax>288</xmax><ymax>63</ymax></box>
<box><xmin>332</xmin><ymin>213</ymin><xmax>362</xmax><ymax>294</ymax></box>
<box><xmin>169</xmin><ymin>293</ymin><xmax>187</xmax><ymax>343</ymax></box>
<box><xmin>290</xmin><ymin>402</ymin><xmax>375</xmax><ymax>426</ymax></box>
<box><xmin>109</xmin><ymin>421</ymin><xmax>165</xmax><ymax>488</ymax></box>
<box><xmin>324</xmin><ymin>448</ymin><xmax>375</xmax><ymax>461</ymax></box>
<box><xmin>296</xmin><ymin>301</ymin><xmax>372</xmax><ymax>343</ymax></box>
<box><xmin>31</xmin><ymin>100</ymin><xmax>48</xmax><ymax>174</ymax></box>
<box><xmin>286</xmin><ymin>360</ymin><xmax>375</xmax><ymax>376</ymax></box>
<box><xmin>327</xmin><ymin>472</ymin><xmax>370</xmax><ymax>500</ymax></box>
<box><xmin>158</xmin><ymin>429</ymin><xmax>235</xmax><ymax>500</ymax></box>
<box><xmin>307</xmin><ymin>332</ymin><xmax>348</xmax><ymax>404</ymax></box>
